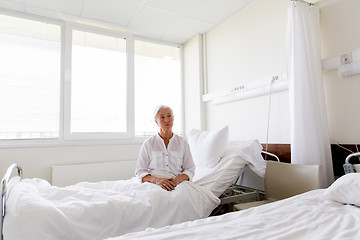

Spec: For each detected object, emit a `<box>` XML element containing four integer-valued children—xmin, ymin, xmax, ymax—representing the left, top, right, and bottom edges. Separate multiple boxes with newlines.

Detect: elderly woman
<box><xmin>135</xmin><ymin>105</ymin><xmax>195</xmax><ymax>191</ymax></box>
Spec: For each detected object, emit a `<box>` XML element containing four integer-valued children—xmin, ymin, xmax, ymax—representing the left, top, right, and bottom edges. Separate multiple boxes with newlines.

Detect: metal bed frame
<box><xmin>1</xmin><ymin>164</ymin><xmax>23</xmax><ymax>240</ymax></box>
<box><xmin>211</xmin><ymin>184</ymin><xmax>265</xmax><ymax>215</ymax></box>
<box><xmin>343</xmin><ymin>152</ymin><xmax>360</xmax><ymax>174</ymax></box>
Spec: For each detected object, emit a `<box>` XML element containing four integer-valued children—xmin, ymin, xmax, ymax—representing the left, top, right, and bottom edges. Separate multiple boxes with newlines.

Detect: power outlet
<box><xmin>272</xmin><ymin>75</ymin><xmax>279</xmax><ymax>82</ymax></box>
<box><xmin>230</xmin><ymin>84</ymin><xmax>246</xmax><ymax>93</ymax></box>
<box><xmin>341</xmin><ymin>53</ymin><xmax>352</xmax><ymax>65</ymax></box>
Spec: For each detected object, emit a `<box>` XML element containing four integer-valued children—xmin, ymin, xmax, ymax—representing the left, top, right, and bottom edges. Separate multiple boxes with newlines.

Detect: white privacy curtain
<box><xmin>286</xmin><ymin>2</ymin><xmax>334</xmax><ymax>188</ymax></box>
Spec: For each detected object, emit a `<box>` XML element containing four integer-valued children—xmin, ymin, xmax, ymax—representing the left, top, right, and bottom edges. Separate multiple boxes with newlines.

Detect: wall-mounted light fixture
<box><xmin>202</xmin><ymin>73</ymin><xmax>288</xmax><ymax>105</ymax></box>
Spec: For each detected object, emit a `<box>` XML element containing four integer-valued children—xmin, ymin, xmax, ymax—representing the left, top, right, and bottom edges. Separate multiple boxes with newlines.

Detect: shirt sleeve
<box><xmin>135</xmin><ymin>140</ymin><xmax>151</xmax><ymax>181</ymax></box>
<box><xmin>182</xmin><ymin>140</ymin><xmax>196</xmax><ymax>181</ymax></box>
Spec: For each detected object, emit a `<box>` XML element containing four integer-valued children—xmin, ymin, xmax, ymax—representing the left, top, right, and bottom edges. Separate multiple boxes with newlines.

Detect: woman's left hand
<box><xmin>171</xmin><ymin>174</ymin><xmax>189</xmax><ymax>186</ymax></box>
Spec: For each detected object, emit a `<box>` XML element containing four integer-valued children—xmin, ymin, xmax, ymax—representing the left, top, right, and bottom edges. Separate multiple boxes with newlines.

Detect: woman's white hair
<box><xmin>154</xmin><ymin>105</ymin><xmax>173</xmax><ymax>121</ymax></box>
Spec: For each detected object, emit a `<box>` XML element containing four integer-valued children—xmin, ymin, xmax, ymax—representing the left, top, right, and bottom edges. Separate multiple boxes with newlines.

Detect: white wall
<box><xmin>200</xmin><ymin>0</ymin><xmax>290</xmax><ymax>143</ymax></box>
<box><xmin>0</xmin><ymin>144</ymin><xmax>141</xmax><ymax>183</ymax></box>
<box><xmin>321</xmin><ymin>0</ymin><xmax>360</xmax><ymax>144</ymax></box>
<box><xmin>183</xmin><ymin>0</ymin><xmax>360</xmax><ymax>145</ymax></box>
<box><xmin>183</xmin><ymin>34</ymin><xmax>205</xmax><ymax>135</ymax></box>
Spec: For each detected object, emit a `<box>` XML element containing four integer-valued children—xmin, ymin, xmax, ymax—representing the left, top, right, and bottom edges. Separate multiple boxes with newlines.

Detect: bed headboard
<box><xmin>260</xmin><ymin>143</ymin><xmax>360</xmax><ymax>177</ymax></box>
<box><xmin>261</xmin><ymin>144</ymin><xmax>291</xmax><ymax>163</ymax></box>
<box><xmin>51</xmin><ymin>160</ymin><xmax>137</xmax><ymax>187</ymax></box>
<box><xmin>236</xmin><ymin>144</ymin><xmax>291</xmax><ymax>191</ymax></box>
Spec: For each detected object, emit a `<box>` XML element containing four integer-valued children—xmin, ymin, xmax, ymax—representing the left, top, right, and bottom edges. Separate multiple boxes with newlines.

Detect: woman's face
<box><xmin>155</xmin><ymin>108</ymin><xmax>174</xmax><ymax>131</ymax></box>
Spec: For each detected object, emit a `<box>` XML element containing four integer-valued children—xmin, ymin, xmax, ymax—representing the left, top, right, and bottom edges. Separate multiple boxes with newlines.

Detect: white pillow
<box><xmin>323</xmin><ymin>173</ymin><xmax>360</xmax><ymax>206</ymax></box>
<box><xmin>188</xmin><ymin>126</ymin><xmax>229</xmax><ymax>168</ymax></box>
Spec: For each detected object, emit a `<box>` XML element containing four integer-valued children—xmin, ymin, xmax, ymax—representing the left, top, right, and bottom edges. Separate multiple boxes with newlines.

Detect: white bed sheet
<box><xmin>2</xmin><ymin>140</ymin><xmax>266</xmax><ymax>240</ymax></box>
<box><xmin>108</xmin><ymin>189</ymin><xmax>360</xmax><ymax>240</ymax></box>
<box><xmin>3</xmin><ymin>174</ymin><xmax>219</xmax><ymax>240</ymax></box>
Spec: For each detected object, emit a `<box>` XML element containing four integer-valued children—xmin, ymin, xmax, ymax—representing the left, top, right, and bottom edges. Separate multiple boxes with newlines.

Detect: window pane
<box><xmin>0</xmin><ymin>14</ymin><xmax>61</xmax><ymax>140</ymax></box>
<box><xmin>134</xmin><ymin>40</ymin><xmax>181</xmax><ymax>136</ymax></box>
<box><xmin>71</xmin><ymin>30</ymin><xmax>127</xmax><ymax>133</ymax></box>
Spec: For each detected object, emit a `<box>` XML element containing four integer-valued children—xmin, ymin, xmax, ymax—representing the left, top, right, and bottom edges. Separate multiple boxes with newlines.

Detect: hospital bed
<box><xmin>106</xmin><ymin>153</ymin><xmax>360</xmax><ymax>240</ymax></box>
<box><xmin>0</xmin><ymin>140</ymin><xmax>268</xmax><ymax>240</ymax></box>
<box><xmin>107</xmin><ymin>174</ymin><xmax>360</xmax><ymax>240</ymax></box>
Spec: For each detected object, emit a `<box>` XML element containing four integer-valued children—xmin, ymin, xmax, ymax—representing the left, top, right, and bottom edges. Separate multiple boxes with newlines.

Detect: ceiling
<box><xmin>0</xmin><ymin>0</ymin><xmax>253</xmax><ymax>44</ymax></box>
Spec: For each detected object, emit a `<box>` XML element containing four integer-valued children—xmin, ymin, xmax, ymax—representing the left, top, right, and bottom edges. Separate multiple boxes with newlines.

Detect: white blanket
<box><xmin>107</xmin><ymin>189</ymin><xmax>360</xmax><ymax>240</ymax></box>
<box><xmin>193</xmin><ymin>140</ymin><xmax>266</xmax><ymax>197</ymax></box>
<box><xmin>3</xmin><ymin>174</ymin><xmax>220</xmax><ymax>240</ymax></box>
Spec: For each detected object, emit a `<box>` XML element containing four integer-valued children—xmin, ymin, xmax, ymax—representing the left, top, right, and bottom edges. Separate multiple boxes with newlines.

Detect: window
<box><xmin>0</xmin><ymin>14</ymin><xmax>61</xmax><ymax>140</ymax></box>
<box><xmin>134</xmin><ymin>40</ymin><xmax>182</xmax><ymax>136</ymax></box>
<box><xmin>70</xmin><ymin>30</ymin><xmax>127</xmax><ymax>135</ymax></box>
<box><xmin>0</xmin><ymin>13</ymin><xmax>183</xmax><ymax>144</ymax></box>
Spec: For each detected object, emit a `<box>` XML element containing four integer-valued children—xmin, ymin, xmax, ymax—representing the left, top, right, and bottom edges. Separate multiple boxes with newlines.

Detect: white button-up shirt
<box><xmin>135</xmin><ymin>134</ymin><xmax>195</xmax><ymax>181</ymax></box>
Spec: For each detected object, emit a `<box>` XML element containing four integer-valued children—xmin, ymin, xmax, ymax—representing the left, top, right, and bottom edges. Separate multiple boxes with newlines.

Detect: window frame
<box><xmin>63</xmin><ymin>24</ymin><xmax>134</xmax><ymax>140</ymax></box>
<box><xmin>0</xmin><ymin>11</ymin><xmax>64</xmax><ymax>144</ymax></box>
<box><xmin>0</xmin><ymin>10</ymin><xmax>184</xmax><ymax>147</ymax></box>
<box><xmin>133</xmin><ymin>36</ymin><xmax>184</xmax><ymax>137</ymax></box>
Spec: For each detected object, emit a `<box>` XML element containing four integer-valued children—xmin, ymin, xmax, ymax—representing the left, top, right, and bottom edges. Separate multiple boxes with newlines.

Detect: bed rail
<box><xmin>261</xmin><ymin>151</ymin><xmax>280</xmax><ymax>162</ymax></box>
<box><xmin>1</xmin><ymin>163</ymin><xmax>23</xmax><ymax>240</ymax></box>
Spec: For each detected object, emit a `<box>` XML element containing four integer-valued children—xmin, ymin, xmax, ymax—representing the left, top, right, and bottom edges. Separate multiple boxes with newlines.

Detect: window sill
<box><xmin>0</xmin><ymin>137</ymin><xmax>150</xmax><ymax>149</ymax></box>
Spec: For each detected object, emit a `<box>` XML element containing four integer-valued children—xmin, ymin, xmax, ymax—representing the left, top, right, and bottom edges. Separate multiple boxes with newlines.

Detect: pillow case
<box><xmin>323</xmin><ymin>173</ymin><xmax>360</xmax><ymax>206</ymax></box>
<box><xmin>188</xmin><ymin>126</ymin><xmax>229</xmax><ymax>168</ymax></box>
